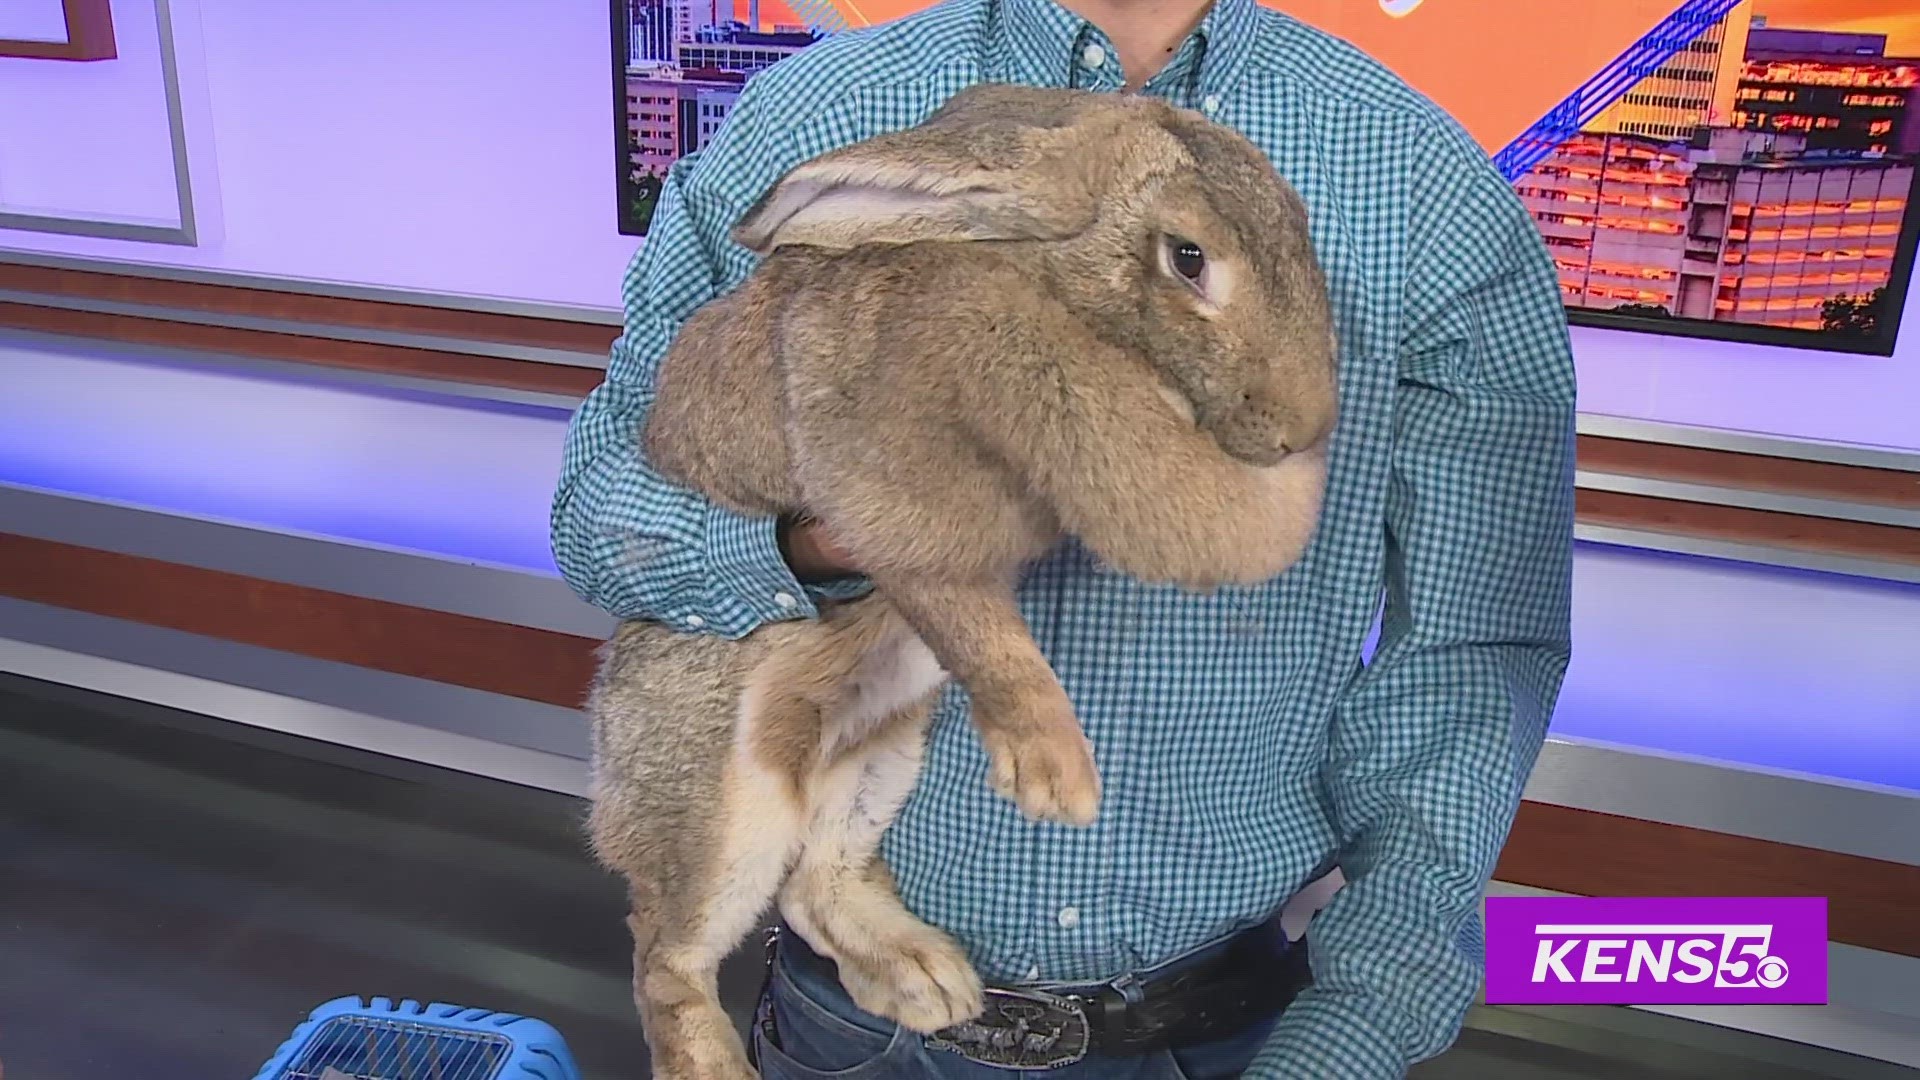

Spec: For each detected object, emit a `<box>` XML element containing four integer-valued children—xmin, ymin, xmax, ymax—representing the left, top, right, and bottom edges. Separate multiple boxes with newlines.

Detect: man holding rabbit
<box><xmin>552</xmin><ymin>0</ymin><xmax>1577</xmax><ymax>1073</ymax></box>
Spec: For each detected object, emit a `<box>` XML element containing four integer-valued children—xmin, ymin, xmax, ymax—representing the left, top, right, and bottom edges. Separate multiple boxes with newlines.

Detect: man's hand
<box><xmin>780</xmin><ymin>517</ymin><xmax>861</xmax><ymax>581</ymax></box>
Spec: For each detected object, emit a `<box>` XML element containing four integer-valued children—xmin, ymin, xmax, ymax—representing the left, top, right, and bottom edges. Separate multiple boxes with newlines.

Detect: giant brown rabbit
<box><xmin>584</xmin><ymin>83</ymin><xmax>1340</xmax><ymax>1080</ymax></box>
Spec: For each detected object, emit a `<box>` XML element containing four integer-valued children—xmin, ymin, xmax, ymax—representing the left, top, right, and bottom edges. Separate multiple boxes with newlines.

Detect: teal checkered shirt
<box><xmin>553</xmin><ymin>0</ymin><xmax>1576</xmax><ymax>1072</ymax></box>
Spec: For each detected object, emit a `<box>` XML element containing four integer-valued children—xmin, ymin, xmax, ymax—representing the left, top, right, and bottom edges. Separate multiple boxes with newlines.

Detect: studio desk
<box><xmin>1</xmin><ymin>264</ymin><xmax>1916</xmax><ymax>1068</ymax></box>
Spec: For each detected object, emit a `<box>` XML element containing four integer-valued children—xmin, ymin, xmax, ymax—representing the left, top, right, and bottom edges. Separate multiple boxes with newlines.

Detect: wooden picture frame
<box><xmin>0</xmin><ymin>0</ymin><xmax>116</xmax><ymax>61</ymax></box>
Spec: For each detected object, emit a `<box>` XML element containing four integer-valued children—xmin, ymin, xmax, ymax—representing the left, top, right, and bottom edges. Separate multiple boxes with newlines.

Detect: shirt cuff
<box><xmin>1246</xmin><ymin>990</ymin><xmax>1409</xmax><ymax>1080</ymax></box>
<box><xmin>700</xmin><ymin>504</ymin><xmax>872</xmax><ymax>632</ymax></box>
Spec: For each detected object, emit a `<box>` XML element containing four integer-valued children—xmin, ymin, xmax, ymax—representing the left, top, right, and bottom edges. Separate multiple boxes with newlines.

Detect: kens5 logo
<box><xmin>1485</xmin><ymin>897</ymin><xmax>1827</xmax><ymax>1005</ymax></box>
<box><xmin>1529</xmin><ymin>924</ymin><xmax>1791</xmax><ymax>988</ymax></box>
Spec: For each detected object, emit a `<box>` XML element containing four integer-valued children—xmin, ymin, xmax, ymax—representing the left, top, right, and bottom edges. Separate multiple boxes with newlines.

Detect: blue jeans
<box><xmin>749</xmin><ymin>936</ymin><xmax>1280</xmax><ymax>1080</ymax></box>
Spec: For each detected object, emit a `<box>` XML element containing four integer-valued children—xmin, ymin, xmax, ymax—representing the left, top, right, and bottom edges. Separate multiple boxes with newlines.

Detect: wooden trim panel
<box><xmin>0</xmin><ymin>301</ymin><xmax>604</xmax><ymax>397</ymax></box>
<box><xmin>1498</xmin><ymin>801</ymin><xmax>1920</xmax><ymax>958</ymax></box>
<box><xmin>1578</xmin><ymin>435</ymin><xmax>1920</xmax><ymax>510</ymax></box>
<box><xmin>1577</xmin><ymin>489</ymin><xmax>1920</xmax><ymax>568</ymax></box>
<box><xmin>0</xmin><ymin>533</ymin><xmax>598</xmax><ymax>709</ymax></box>
<box><xmin>0</xmin><ymin>262</ymin><xmax>617</xmax><ymax>353</ymax></box>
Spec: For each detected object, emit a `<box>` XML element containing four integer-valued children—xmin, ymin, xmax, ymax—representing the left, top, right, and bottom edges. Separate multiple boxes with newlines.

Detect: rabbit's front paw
<box><xmin>976</xmin><ymin>693</ymin><xmax>1101</xmax><ymax>826</ymax></box>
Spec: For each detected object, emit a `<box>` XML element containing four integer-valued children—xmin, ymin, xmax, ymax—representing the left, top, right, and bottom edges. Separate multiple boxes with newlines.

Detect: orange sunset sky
<box><xmin>1756</xmin><ymin>0</ymin><xmax>1920</xmax><ymax>57</ymax></box>
<box><xmin>740</xmin><ymin>0</ymin><xmax>802</xmax><ymax>27</ymax></box>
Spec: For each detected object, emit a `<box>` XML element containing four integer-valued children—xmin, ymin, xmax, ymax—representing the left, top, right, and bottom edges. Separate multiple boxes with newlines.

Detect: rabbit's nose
<box><xmin>1214</xmin><ymin>404</ymin><xmax>1293</xmax><ymax>467</ymax></box>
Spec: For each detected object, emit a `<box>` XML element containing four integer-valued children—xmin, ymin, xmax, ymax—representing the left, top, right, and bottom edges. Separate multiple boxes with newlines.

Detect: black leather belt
<box><xmin>771</xmin><ymin>918</ymin><xmax>1311</xmax><ymax>1069</ymax></box>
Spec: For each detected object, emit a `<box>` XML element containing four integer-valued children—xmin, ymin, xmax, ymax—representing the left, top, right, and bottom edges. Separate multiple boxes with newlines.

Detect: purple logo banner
<box><xmin>1485</xmin><ymin>896</ymin><xmax>1828</xmax><ymax>1005</ymax></box>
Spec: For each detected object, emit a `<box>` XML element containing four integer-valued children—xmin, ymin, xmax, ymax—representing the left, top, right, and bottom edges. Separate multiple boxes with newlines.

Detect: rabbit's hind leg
<box><xmin>779</xmin><ymin>696</ymin><xmax>985</xmax><ymax>1034</ymax></box>
<box><xmin>622</xmin><ymin>704</ymin><xmax>813</xmax><ymax>1080</ymax></box>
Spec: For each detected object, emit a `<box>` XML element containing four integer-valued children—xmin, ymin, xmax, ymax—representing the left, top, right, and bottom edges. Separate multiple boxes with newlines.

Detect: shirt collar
<box><xmin>988</xmin><ymin>0</ymin><xmax>1257</xmax><ymax>108</ymax></box>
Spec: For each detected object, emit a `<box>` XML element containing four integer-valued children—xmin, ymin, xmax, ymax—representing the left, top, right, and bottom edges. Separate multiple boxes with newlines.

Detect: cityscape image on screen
<box><xmin>1511</xmin><ymin>1</ymin><xmax>1920</xmax><ymax>352</ymax></box>
<box><xmin>613</xmin><ymin>0</ymin><xmax>1920</xmax><ymax>354</ymax></box>
<box><xmin>613</xmin><ymin>0</ymin><xmax>824</xmax><ymax>235</ymax></box>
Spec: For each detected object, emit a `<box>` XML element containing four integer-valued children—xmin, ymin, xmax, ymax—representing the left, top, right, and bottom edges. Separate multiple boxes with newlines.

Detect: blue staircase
<box><xmin>1493</xmin><ymin>0</ymin><xmax>1747</xmax><ymax>181</ymax></box>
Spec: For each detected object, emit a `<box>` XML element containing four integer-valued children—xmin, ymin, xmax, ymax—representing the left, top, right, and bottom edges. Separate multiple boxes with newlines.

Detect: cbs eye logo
<box><xmin>1755</xmin><ymin>955</ymin><xmax>1791</xmax><ymax>989</ymax></box>
<box><xmin>1378</xmin><ymin>0</ymin><xmax>1428</xmax><ymax>14</ymax></box>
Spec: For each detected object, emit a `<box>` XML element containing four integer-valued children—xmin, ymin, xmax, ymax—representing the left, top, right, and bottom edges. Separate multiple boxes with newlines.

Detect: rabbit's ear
<box><xmin>731</xmin><ymin>86</ymin><xmax>1121</xmax><ymax>254</ymax></box>
<box><xmin>732</xmin><ymin>169</ymin><xmax>1084</xmax><ymax>254</ymax></box>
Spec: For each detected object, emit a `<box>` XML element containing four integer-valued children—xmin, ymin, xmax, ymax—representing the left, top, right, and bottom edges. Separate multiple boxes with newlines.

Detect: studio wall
<box><xmin>1573</xmin><ymin>309</ymin><xmax>1920</xmax><ymax>453</ymax></box>
<box><xmin>2</xmin><ymin>0</ymin><xmax>1918</xmax><ymax>453</ymax></box>
<box><xmin>0</xmin><ymin>0</ymin><xmax>642</xmax><ymax>308</ymax></box>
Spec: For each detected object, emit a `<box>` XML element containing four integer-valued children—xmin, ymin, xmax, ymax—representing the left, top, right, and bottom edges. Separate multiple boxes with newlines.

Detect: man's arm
<box><xmin>550</xmin><ymin>78</ymin><xmax>868</xmax><ymax>634</ymax></box>
<box><xmin>1250</xmin><ymin>120</ymin><xmax>1577</xmax><ymax>1077</ymax></box>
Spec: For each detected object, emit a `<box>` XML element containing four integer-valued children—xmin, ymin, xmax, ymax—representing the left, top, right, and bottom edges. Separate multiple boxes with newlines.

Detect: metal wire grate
<box><xmin>277</xmin><ymin>1015</ymin><xmax>512</xmax><ymax>1080</ymax></box>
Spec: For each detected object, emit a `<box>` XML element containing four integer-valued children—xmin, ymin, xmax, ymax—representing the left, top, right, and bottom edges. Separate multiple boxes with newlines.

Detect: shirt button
<box><xmin>685</xmin><ymin>614</ymin><xmax>705</xmax><ymax>628</ymax></box>
<box><xmin>1057</xmin><ymin>906</ymin><xmax>1081</xmax><ymax>930</ymax></box>
<box><xmin>1202</xmin><ymin>94</ymin><xmax>1222</xmax><ymax>115</ymax></box>
<box><xmin>1080</xmin><ymin>44</ymin><xmax>1107</xmax><ymax>70</ymax></box>
<box><xmin>773</xmin><ymin>591</ymin><xmax>797</xmax><ymax>609</ymax></box>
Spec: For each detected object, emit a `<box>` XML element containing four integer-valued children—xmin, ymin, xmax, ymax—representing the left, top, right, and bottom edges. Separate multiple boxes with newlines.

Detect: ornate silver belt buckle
<box><xmin>925</xmin><ymin>987</ymin><xmax>1092</xmax><ymax>1070</ymax></box>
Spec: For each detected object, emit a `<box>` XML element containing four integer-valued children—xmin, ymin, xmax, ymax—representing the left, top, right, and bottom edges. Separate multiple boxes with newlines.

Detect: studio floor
<box><xmin>0</xmin><ymin>673</ymin><xmax>1911</xmax><ymax>1080</ymax></box>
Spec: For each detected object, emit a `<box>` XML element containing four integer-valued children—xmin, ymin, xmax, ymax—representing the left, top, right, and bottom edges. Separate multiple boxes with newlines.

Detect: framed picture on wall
<box><xmin>0</xmin><ymin>0</ymin><xmax>116</xmax><ymax>61</ymax></box>
<box><xmin>609</xmin><ymin>0</ymin><xmax>1920</xmax><ymax>357</ymax></box>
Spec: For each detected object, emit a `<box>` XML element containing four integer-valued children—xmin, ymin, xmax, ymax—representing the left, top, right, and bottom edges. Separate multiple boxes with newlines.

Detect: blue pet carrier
<box><xmin>252</xmin><ymin>996</ymin><xmax>582</xmax><ymax>1080</ymax></box>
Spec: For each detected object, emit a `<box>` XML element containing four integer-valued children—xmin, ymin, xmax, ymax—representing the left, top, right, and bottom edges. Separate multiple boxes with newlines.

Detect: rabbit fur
<box><xmin>584</xmin><ymin>83</ymin><xmax>1340</xmax><ymax>1080</ymax></box>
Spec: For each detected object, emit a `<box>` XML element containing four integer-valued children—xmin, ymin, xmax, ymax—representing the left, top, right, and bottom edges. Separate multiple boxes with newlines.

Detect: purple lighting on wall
<box><xmin>3</xmin><ymin>341</ymin><xmax>1916</xmax><ymax>795</ymax></box>
<box><xmin>0</xmin><ymin>339</ymin><xmax>571</xmax><ymax>575</ymax></box>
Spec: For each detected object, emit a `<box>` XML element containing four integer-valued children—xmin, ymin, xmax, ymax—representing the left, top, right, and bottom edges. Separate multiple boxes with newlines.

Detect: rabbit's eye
<box><xmin>1170</xmin><ymin>240</ymin><xmax>1207</xmax><ymax>282</ymax></box>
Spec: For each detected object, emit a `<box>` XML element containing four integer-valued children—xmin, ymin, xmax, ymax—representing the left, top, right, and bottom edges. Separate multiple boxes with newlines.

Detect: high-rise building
<box><xmin>630</xmin><ymin>0</ymin><xmax>676</xmax><ymax>65</ymax></box>
<box><xmin>1588</xmin><ymin>0</ymin><xmax>1755</xmax><ymax>142</ymax></box>
<box><xmin>695</xmin><ymin>85</ymin><xmax>742</xmax><ymax>149</ymax></box>
<box><xmin>669</xmin><ymin>0</ymin><xmax>720</xmax><ymax>43</ymax></box>
<box><xmin>681</xmin><ymin>26</ymin><xmax>815</xmax><ymax>74</ymax></box>
<box><xmin>1735</xmin><ymin>28</ymin><xmax>1920</xmax><ymax>156</ymax></box>
<box><xmin>626</xmin><ymin>80</ymin><xmax>684</xmax><ymax>179</ymax></box>
<box><xmin>1717</xmin><ymin>155</ymin><xmax>1909</xmax><ymax>327</ymax></box>
<box><xmin>1517</xmin><ymin>127</ymin><xmax>1910</xmax><ymax>330</ymax></box>
<box><xmin>623</xmin><ymin>13</ymin><xmax>820</xmax><ymax>186</ymax></box>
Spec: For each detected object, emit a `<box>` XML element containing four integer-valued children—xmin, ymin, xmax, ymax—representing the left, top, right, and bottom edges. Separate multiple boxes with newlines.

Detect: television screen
<box><xmin>611</xmin><ymin>0</ymin><xmax>1920</xmax><ymax>356</ymax></box>
<box><xmin>610</xmin><ymin>0</ymin><xmax>828</xmax><ymax>237</ymax></box>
